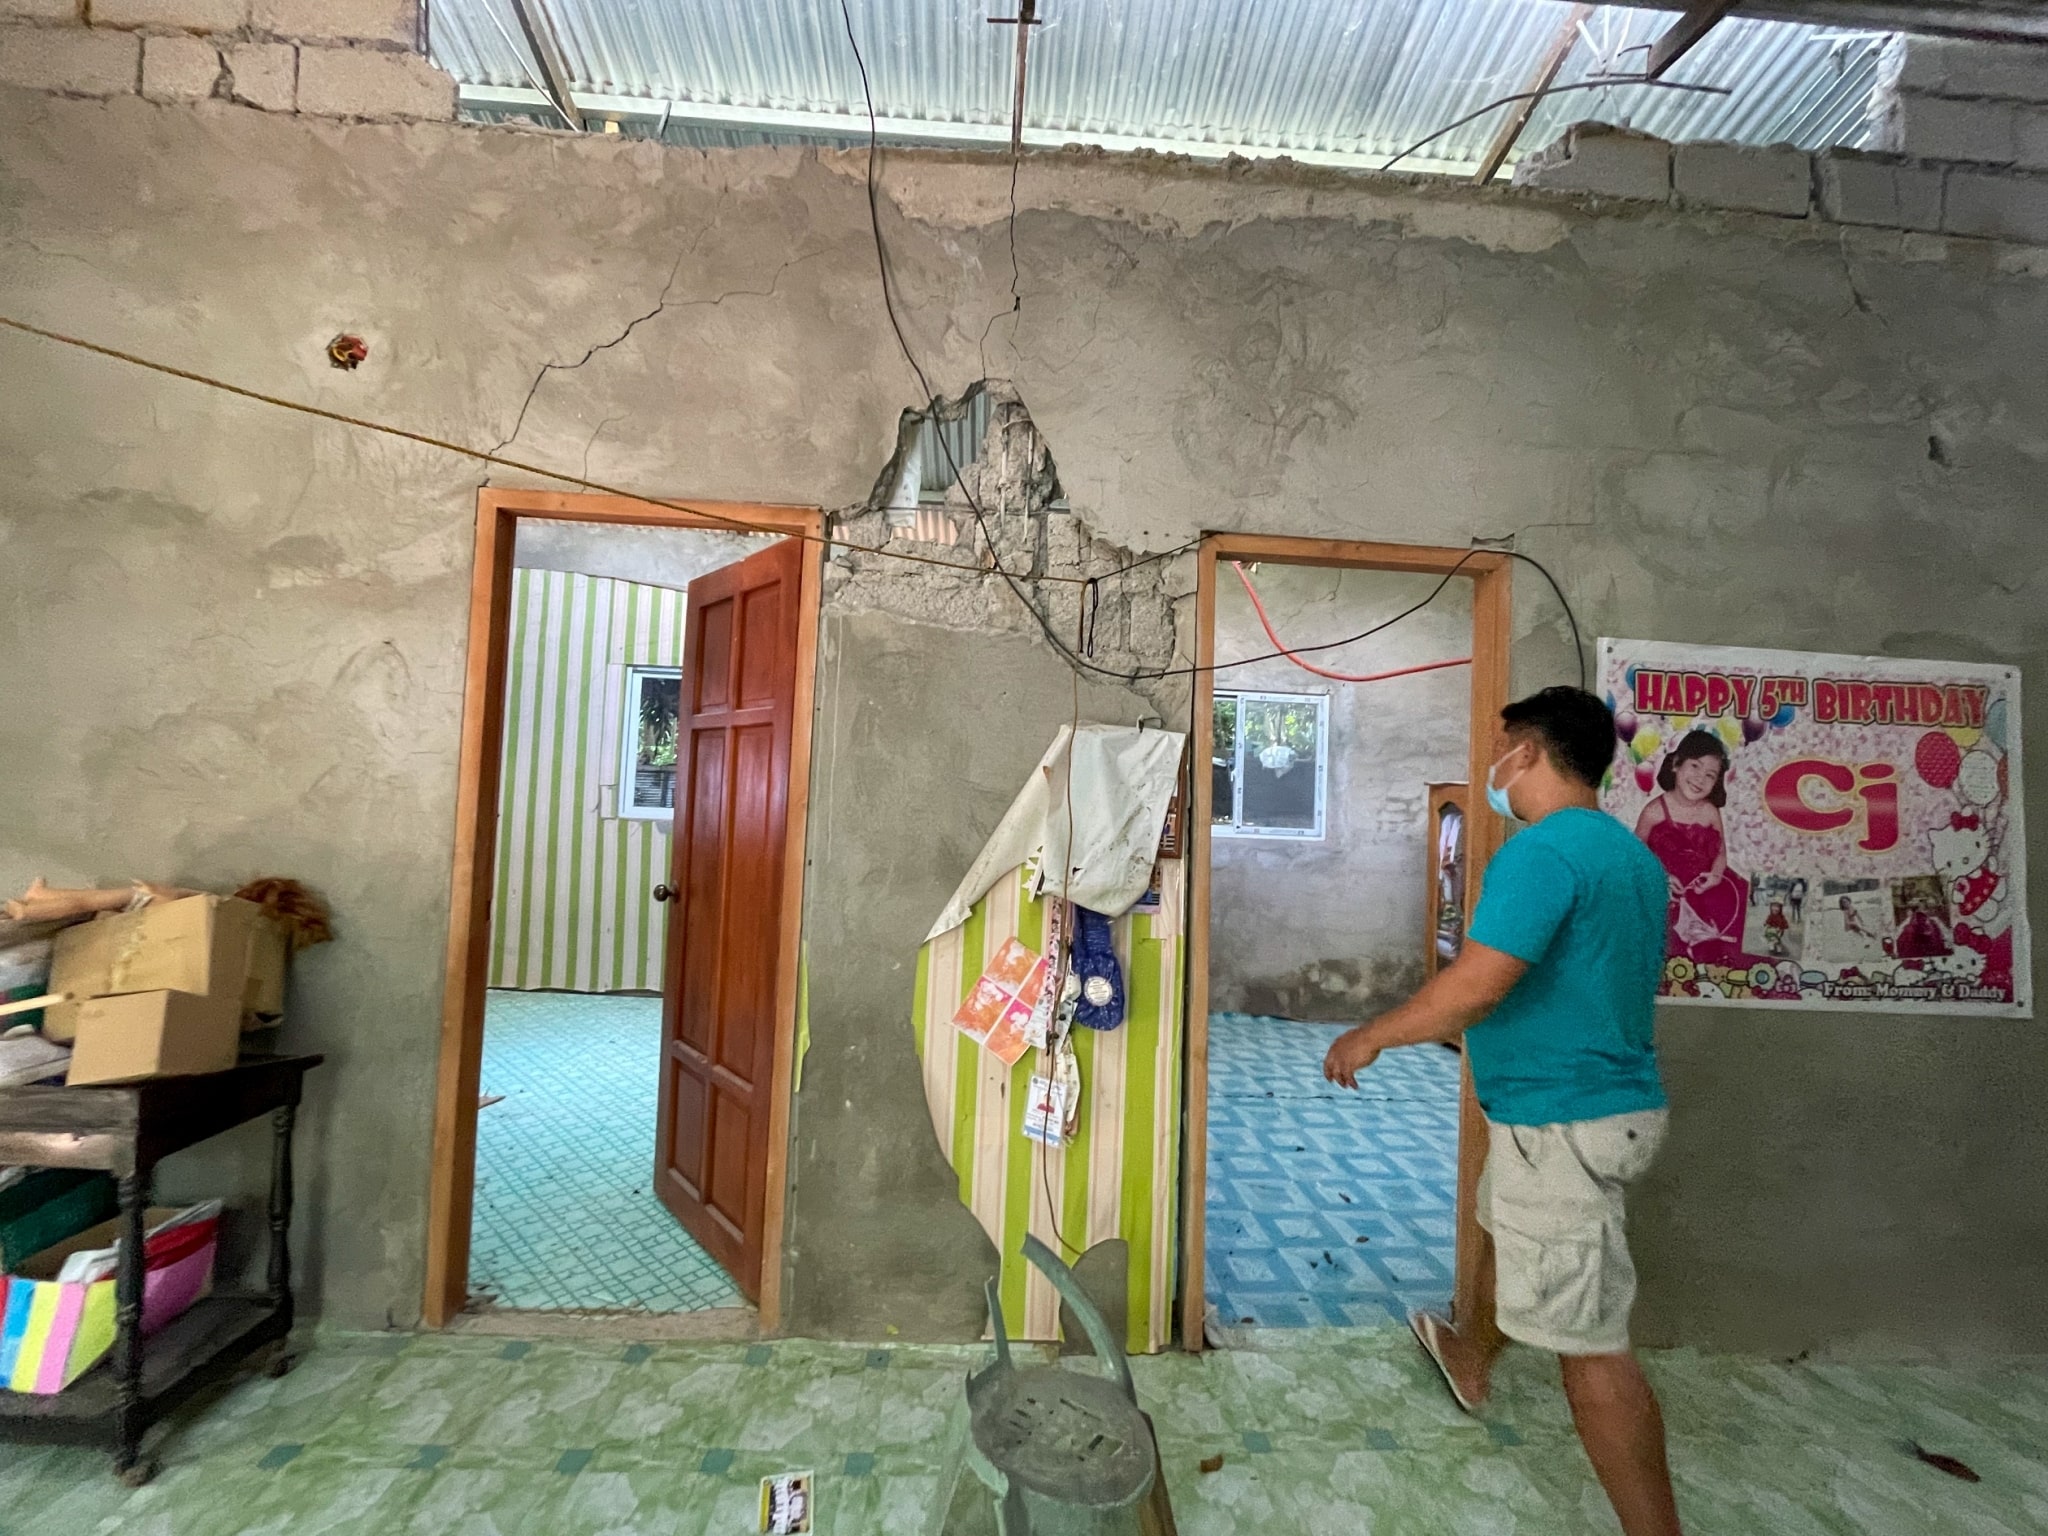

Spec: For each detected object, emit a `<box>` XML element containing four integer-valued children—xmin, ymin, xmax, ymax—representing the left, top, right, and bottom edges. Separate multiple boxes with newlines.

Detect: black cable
<box><xmin>836</xmin><ymin>4</ymin><xmax>1592</xmax><ymax>695</ymax></box>
<box><xmin>1379</xmin><ymin>74</ymin><xmax>1732</xmax><ymax>174</ymax></box>
<box><xmin>1501</xmin><ymin>550</ymin><xmax>1586</xmax><ymax>690</ymax></box>
<box><xmin>841</xmin><ymin>0</ymin><xmax>1202</xmax><ymax>688</ymax></box>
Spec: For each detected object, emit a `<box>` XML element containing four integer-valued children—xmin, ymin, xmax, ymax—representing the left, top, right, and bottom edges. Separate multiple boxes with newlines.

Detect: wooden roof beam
<box><xmin>508</xmin><ymin>0</ymin><xmax>583</xmax><ymax>131</ymax></box>
<box><xmin>1646</xmin><ymin>1</ymin><xmax>1739</xmax><ymax>80</ymax></box>
<box><xmin>1472</xmin><ymin>3</ymin><xmax>1594</xmax><ymax>185</ymax></box>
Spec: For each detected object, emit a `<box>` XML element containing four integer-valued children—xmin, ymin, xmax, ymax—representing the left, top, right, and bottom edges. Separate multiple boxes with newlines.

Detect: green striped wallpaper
<box><xmin>489</xmin><ymin>568</ymin><xmax>687</xmax><ymax>993</ymax></box>
<box><xmin>913</xmin><ymin>865</ymin><xmax>1185</xmax><ymax>1354</ymax></box>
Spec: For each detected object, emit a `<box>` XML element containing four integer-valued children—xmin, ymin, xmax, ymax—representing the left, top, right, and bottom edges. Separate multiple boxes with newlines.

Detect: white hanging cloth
<box><xmin>924</xmin><ymin>723</ymin><xmax>1186</xmax><ymax>943</ymax></box>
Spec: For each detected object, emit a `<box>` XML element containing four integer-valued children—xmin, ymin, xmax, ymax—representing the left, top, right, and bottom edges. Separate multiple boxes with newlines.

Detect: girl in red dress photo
<box><xmin>1633</xmin><ymin>730</ymin><xmax>1751</xmax><ymax>968</ymax></box>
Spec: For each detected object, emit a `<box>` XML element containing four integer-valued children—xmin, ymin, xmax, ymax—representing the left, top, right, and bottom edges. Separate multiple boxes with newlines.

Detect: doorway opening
<box><xmin>1184</xmin><ymin>536</ymin><xmax>1510</xmax><ymax>1348</ymax></box>
<box><xmin>426</xmin><ymin>491</ymin><xmax>823</xmax><ymax>1331</ymax></box>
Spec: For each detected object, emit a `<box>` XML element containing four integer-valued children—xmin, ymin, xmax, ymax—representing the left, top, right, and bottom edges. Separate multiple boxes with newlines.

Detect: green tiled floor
<box><xmin>471</xmin><ymin>990</ymin><xmax>741</xmax><ymax>1313</ymax></box>
<box><xmin>5</xmin><ymin>1326</ymin><xmax>2045</xmax><ymax>1533</ymax></box>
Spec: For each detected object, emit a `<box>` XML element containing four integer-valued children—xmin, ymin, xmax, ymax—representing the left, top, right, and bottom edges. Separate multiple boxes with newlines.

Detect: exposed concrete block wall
<box><xmin>141</xmin><ymin>31</ymin><xmax>222</xmax><ymax>101</ymax></box>
<box><xmin>3</xmin><ymin>94</ymin><xmax>2047</xmax><ymax>1359</ymax></box>
<box><xmin>0</xmin><ymin>0</ymin><xmax>443</xmax><ymax>119</ymax></box>
<box><xmin>1513</xmin><ymin>122</ymin><xmax>1672</xmax><ymax>201</ymax></box>
<box><xmin>1814</xmin><ymin>150</ymin><xmax>1945</xmax><ymax>232</ymax></box>
<box><xmin>1673</xmin><ymin>141</ymin><xmax>1811</xmax><ymax>217</ymax></box>
<box><xmin>1513</xmin><ymin>38</ymin><xmax>2048</xmax><ymax>245</ymax></box>
<box><xmin>224</xmin><ymin>37</ymin><xmax>291</xmax><ymax>111</ymax></box>
<box><xmin>96</xmin><ymin>0</ymin><xmax>249</xmax><ymax>31</ymax></box>
<box><xmin>1873</xmin><ymin>33</ymin><xmax>2048</xmax><ymax>169</ymax></box>
<box><xmin>252</xmin><ymin>0</ymin><xmax>416</xmax><ymax>49</ymax></box>
<box><xmin>0</xmin><ymin>23</ymin><xmax>136</xmax><ymax>95</ymax></box>
<box><xmin>296</xmin><ymin>40</ymin><xmax>447</xmax><ymax>121</ymax></box>
<box><xmin>0</xmin><ymin>0</ymin><xmax>82</xmax><ymax>21</ymax></box>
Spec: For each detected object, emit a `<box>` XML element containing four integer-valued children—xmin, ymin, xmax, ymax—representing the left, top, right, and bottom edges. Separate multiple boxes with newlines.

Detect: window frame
<box><xmin>618</xmin><ymin>664</ymin><xmax>683</xmax><ymax>821</ymax></box>
<box><xmin>1211</xmin><ymin>688</ymin><xmax>1330</xmax><ymax>841</ymax></box>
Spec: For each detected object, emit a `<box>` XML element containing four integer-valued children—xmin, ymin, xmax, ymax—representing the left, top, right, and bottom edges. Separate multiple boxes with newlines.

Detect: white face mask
<box><xmin>1486</xmin><ymin>750</ymin><xmax>1527</xmax><ymax>824</ymax></box>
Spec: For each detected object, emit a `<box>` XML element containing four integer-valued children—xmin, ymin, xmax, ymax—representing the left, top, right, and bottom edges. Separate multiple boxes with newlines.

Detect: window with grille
<box><xmin>1211</xmin><ymin>690</ymin><xmax>1328</xmax><ymax>839</ymax></box>
<box><xmin>621</xmin><ymin>666</ymin><xmax>682</xmax><ymax>819</ymax></box>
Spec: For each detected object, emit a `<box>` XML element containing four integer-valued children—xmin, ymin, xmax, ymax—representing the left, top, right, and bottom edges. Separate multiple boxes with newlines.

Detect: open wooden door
<box><xmin>654</xmin><ymin>537</ymin><xmax>802</xmax><ymax>1300</ymax></box>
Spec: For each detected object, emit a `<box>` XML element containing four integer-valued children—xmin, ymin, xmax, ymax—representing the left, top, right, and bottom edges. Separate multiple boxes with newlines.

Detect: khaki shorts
<box><xmin>1477</xmin><ymin>1109</ymin><xmax>1667</xmax><ymax>1356</ymax></box>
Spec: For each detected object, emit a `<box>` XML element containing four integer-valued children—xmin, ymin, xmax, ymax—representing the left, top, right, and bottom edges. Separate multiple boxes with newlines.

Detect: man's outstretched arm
<box><xmin>1322</xmin><ymin>942</ymin><xmax>1527</xmax><ymax>1088</ymax></box>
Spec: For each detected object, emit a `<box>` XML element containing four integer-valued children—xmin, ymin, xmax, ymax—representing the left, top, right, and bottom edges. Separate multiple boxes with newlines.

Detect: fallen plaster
<box><xmin>825</xmin><ymin>384</ymin><xmax>1193</xmax><ymax>721</ymax></box>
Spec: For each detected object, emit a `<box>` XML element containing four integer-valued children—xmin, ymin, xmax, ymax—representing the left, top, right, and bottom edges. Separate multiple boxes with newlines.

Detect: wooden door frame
<box><xmin>1182</xmin><ymin>533</ymin><xmax>1511</xmax><ymax>1351</ymax></box>
<box><xmin>424</xmin><ymin>487</ymin><xmax>824</xmax><ymax>1331</ymax></box>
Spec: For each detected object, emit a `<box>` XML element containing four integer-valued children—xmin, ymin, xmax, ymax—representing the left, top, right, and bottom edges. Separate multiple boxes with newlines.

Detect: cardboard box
<box><xmin>243</xmin><ymin>915</ymin><xmax>288</xmax><ymax>1030</ymax></box>
<box><xmin>65</xmin><ymin>990</ymin><xmax>240</xmax><ymax>1085</ymax></box>
<box><xmin>46</xmin><ymin>896</ymin><xmax>282</xmax><ymax>1041</ymax></box>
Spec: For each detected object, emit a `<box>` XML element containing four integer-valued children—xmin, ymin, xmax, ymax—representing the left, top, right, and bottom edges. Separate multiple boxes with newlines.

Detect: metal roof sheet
<box><xmin>430</xmin><ymin>1</ymin><xmax>1884</xmax><ymax>174</ymax></box>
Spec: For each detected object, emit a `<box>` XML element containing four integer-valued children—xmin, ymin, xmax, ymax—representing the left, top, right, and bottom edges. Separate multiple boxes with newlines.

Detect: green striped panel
<box><xmin>488</xmin><ymin>570</ymin><xmax>687</xmax><ymax>993</ymax></box>
<box><xmin>913</xmin><ymin>866</ymin><xmax>1183</xmax><ymax>1353</ymax></box>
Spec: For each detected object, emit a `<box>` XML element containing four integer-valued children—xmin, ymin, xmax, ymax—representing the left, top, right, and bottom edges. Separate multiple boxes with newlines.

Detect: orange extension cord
<box><xmin>1229</xmin><ymin>561</ymin><xmax>1471</xmax><ymax>684</ymax></box>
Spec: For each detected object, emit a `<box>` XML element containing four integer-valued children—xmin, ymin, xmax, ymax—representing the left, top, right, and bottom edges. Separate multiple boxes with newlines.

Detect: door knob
<box><xmin>653</xmin><ymin>884</ymin><xmax>676</xmax><ymax>902</ymax></box>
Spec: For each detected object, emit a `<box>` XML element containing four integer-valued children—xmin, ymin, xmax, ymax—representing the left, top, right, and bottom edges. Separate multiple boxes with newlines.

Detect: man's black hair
<box><xmin>1500</xmin><ymin>686</ymin><xmax>1615</xmax><ymax>788</ymax></box>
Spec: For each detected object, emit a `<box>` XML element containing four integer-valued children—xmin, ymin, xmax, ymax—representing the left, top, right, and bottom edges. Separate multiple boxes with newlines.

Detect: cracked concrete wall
<box><xmin>1210</xmin><ymin>565</ymin><xmax>1471</xmax><ymax>1022</ymax></box>
<box><xmin>1</xmin><ymin>89</ymin><xmax>2044</xmax><ymax>1356</ymax></box>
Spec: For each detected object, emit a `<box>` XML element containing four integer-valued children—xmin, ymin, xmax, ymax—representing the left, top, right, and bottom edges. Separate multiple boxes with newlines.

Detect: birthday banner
<box><xmin>1598</xmin><ymin>640</ymin><xmax>2029</xmax><ymax>1016</ymax></box>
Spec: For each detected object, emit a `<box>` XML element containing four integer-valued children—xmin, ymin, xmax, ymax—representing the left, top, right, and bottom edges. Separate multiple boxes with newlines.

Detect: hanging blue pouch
<box><xmin>1070</xmin><ymin>907</ymin><xmax>1125</xmax><ymax>1030</ymax></box>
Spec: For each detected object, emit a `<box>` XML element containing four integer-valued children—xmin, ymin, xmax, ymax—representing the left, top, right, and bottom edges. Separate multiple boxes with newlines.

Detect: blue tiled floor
<box><xmin>471</xmin><ymin>990</ymin><xmax>744</xmax><ymax>1313</ymax></box>
<box><xmin>1205</xmin><ymin>1012</ymin><xmax>1460</xmax><ymax>1329</ymax></box>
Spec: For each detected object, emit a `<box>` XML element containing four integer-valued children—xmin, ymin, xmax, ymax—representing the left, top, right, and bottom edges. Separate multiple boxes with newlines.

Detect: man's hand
<box><xmin>1323</xmin><ymin>1027</ymin><xmax>1380</xmax><ymax>1090</ymax></box>
<box><xmin>1317</xmin><ymin>944</ymin><xmax>1527</xmax><ymax>1081</ymax></box>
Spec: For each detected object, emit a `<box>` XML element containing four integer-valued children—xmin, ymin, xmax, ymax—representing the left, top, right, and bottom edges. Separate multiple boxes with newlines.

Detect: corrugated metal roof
<box><xmin>429</xmin><ymin>1</ymin><xmax>1884</xmax><ymax>174</ymax></box>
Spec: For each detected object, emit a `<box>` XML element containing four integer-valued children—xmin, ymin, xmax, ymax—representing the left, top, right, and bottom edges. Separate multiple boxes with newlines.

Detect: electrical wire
<box><xmin>0</xmin><ymin>313</ymin><xmax>1076</xmax><ymax>585</ymax></box>
<box><xmin>833</xmin><ymin>9</ymin><xmax>1592</xmax><ymax>694</ymax></box>
<box><xmin>1039</xmin><ymin>665</ymin><xmax>1084</xmax><ymax>1260</ymax></box>
<box><xmin>0</xmin><ymin>320</ymin><xmax>1585</xmax><ymax>691</ymax></box>
<box><xmin>1379</xmin><ymin>74</ymin><xmax>1732</xmax><ymax>173</ymax></box>
<box><xmin>840</xmin><ymin>0</ymin><xmax>1258</xmax><ymax>683</ymax></box>
<box><xmin>1504</xmin><ymin>549</ymin><xmax>1587</xmax><ymax>690</ymax></box>
<box><xmin>1230</xmin><ymin>561</ymin><xmax>1471</xmax><ymax>684</ymax></box>
<box><xmin>3</xmin><ymin>14</ymin><xmax>1596</xmax><ymax>698</ymax></box>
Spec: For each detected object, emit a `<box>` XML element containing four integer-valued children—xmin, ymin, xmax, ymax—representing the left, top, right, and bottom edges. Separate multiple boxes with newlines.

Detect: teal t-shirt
<box><xmin>1464</xmin><ymin>807</ymin><xmax>1669</xmax><ymax>1127</ymax></box>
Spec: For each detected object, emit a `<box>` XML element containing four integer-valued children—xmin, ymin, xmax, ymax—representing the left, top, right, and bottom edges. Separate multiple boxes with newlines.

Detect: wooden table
<box><xmin>0</xmin><ymin>1053</ymin><xmax>323</xmax><ymax>1482</ymax></box>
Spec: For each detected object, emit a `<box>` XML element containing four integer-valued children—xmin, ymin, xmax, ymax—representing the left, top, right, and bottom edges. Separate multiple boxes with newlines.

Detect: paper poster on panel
<box><xmin>1598</xmin><ymin>640</ymin><xmax>2029</xmax><ymax>1015</ymax></box>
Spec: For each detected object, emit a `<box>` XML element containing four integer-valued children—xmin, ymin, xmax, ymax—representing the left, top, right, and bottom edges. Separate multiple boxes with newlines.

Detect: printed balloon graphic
<box><xmin>1986</xmin><ymin>697</ymin><xmax>2009</xmax><ymax>751</ymax></box>
<box><xmin>1634</xmin><ymin>762</ymin><xmax>1657</xmax><ymax>792</ymax></box>
<box><xmin>1956</xmin><ymin>749</ymin><xmax>2000</xmax><ymax>807</ymax></box>
<box><xmin>1946</xmin><ymin>726</ymin><xmax>1983</xmax><ymax>750</ymax></box>
<box><xmin>1770</xmin><ymin>701</ymin><xmax>1796</xmax><ymax>728</ymax></box>
<box><xmin>1614</xmin><ymin>708</ymin><xmax>1638</xmax><ymax>742</ymax></box>
<box><xmin>1915</xmin><ymin>730</ymin><xmax>1963</xmax><ymax>790</ymax></box>
<box><xmin>1741</xmin><ymin>714</ymin><xmax>1769</xmax><ymax>744</ymax></box>
<box><xmin>1714</xmin><ymin>717</ymin><xmax>1741</xmax><ymax>751</ymax></box>
<box><xmin>1631</xmin><ymin>727</ymin><xmax>1662</xmax><ymax>764</ymax></box>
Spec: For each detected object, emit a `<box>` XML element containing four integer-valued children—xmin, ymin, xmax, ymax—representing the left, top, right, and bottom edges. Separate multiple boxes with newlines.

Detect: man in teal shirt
<box><xmin>1324</xmin><ymin>686</ymin><xmax>1682</xmax><ymax>1536</ymax></box>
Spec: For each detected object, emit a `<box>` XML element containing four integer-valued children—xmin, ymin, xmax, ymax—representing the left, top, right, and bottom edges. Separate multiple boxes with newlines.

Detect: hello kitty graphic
<box><xmin>1930</xmin><ymin>813</ymin><xmax>2005</xmax><ymax>931</ymax></box>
